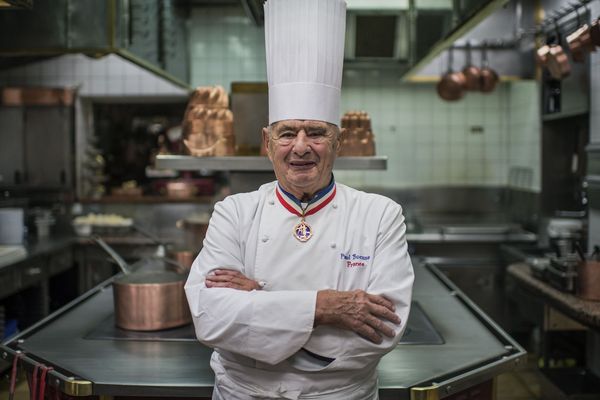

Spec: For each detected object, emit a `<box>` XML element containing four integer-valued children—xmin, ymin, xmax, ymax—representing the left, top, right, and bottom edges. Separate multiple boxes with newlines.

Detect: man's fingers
<box><xmin>212</xmin><ymin>269</ymin><xmax>243</xmax><ymax>277</ymax></box>
<box><xmin>369</xmin><ymin>303</ymin><xmax>401</xmax><ymax>325</ymax></box>
<box><xmin>205</xmin><ymin>271</ymin><xmax>259</xmax><ymax>291</ymax></box>
<box><xmin>367</xmin><ymin>294</ymin><xmax>395</xmax><ymax>312</ymax></box>
<box><xmin>205</xmin><ymin>281</ymin><xmax>240</xmax><ymax>289</ymax></box>
<box><xmin>365</xmin><ymin>315</ymin><xmax>395</xmax><ymax>338</ymax></box>
<box><xmin>206</xmin><ymin>274</ymin><xmax>244</xmax><ymax>285</ymax></box>
<box><xmin>352</xmin><ymin>321</ymin><xmax>383</xmax><ymax>344</ymax></box>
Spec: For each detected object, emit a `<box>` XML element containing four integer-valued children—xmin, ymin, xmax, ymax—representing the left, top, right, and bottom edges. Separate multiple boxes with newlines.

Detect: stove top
<box><xmin>85</xmin><ymin>301</ymin><xmax>444</xmax><ymax>345</ymax></box>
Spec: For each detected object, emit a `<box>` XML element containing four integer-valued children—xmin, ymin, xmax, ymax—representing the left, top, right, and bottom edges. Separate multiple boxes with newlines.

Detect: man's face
<box><xmin>262</xmin><ymin>119</ymin><xmax>342</xmax><ymax>199</ymax></box>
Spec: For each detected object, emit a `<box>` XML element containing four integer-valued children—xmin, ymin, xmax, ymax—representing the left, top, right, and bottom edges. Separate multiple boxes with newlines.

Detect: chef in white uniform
<box><xmin>185</xmin><ymin>0</ymin><xmax>414</xmax><ymax>398</ymax></box>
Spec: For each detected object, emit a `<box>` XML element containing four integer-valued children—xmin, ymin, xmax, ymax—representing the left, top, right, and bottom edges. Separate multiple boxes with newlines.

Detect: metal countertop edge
<box><xmin>396</xmin><ymin>262</ymin><xmax>527</xmax><ymax>399</ymax></box>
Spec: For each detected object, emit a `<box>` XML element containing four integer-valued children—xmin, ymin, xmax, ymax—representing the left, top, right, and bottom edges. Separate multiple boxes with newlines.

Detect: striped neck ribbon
<box><xmin>275</xmin><ymin>179</ymin><xmax>336</xmax><ymax>218</ymax></box>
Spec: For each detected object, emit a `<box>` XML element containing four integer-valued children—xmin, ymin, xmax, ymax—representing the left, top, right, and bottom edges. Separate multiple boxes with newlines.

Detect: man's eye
<box><xmin>279</xmin><ymin>132</ymin><xmax>296</xmax><ymax>138</ymax></box>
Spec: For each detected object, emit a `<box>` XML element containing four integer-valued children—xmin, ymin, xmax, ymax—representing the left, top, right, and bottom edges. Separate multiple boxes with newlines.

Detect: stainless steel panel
<box><xmin>24</xmin><ymin>107</ymin><xmax>73</xmax><ymax>188</ymax></box>
<box><xmin>67</xmin><ymin>0</ymin><xmax>112</xmax><ymax>48</ymax></box>
<box><xmin>0</xmin><ymin>108</ymin><xmax>24</xmax><ymax>185</ymax></box>
<box><xmin>0</xmin><ymin>0</ymin><xmax>69</xmax><ymax>50</ymax></box>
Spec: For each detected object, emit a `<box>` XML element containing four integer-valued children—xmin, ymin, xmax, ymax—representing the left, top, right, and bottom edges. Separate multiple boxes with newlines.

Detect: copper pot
<box><xmin>176</xmin><ymin>213</ymin><xmax>211</xmax><ymax>251</ymax></box>
<box><xmin>536</xmin><ymin>45</ymin><xmax>551</xmax><ymax>66</ymax></box>
<box><xmin>479</xmin><ymin>46</ymin><xmax>499</xmax><ymax>93</ymax></box>
<box><xmin>113</xmin><ymin>271</ymin><xmax>191</xmax><ymax>331</ymax></box>
<box><xmin>577</xmin><ymin>261</ymin><xmax>600</xmax><ymax>301</ymax></box>
<box><xmin>547</xmin><ymin>44</ymin><xmax>571</xmax><ymax>79</ymax></box>
<box><xmin>168</xmin><ymin>249</ymin><xmax>197</xmax><ymax>270</ymax></box>
<box><xmin>93</xmin><ymin>237</ymin><xmax>191</xmax><ymax>331</ymax></box>
<box><xmin>591</xmin><ymin>18</ymin><xmax>600</xmax><ymax>46</ymax></box>
<box><xmin>546</xmin><ymin>24</ymin><xmax>571</xmax><ymax>80</ymax></box>
<box><xmin>567</xmin><ymin>25</ymin><xmax>593</xmax><ymax>63</ymax></box>
<box><xmin>461</xmin><ymin>43</ymin><xmax>481</xmax><ymax>91</ymax></box>
<box><xmin>166</xmin><ymin>180</ymin><xmax>197</xmax><ymax>198</ymax></box>
<box><xmin>437</xmin><ymin>48</ymin><xmax>466</xmax><ymax>101</ymax></box>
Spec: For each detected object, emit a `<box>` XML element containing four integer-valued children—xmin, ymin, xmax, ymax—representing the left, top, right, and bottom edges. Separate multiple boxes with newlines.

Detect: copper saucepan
<box><xmin>591</xmin><ymin>17</ymin><xmax>600</xmax><ymax>47</ymax></box>
<box><xmin>479</xmin><ymin>45</ymin><xmax>499</xmax><ymax>93</ymax></box>
<box><xmin>437</xmin><ymin>47</ymin><xmax>466</xmax><ymax>101</ymax></box>
<box><xmin>93</xmin><ymin>237</ymin><xmax>191</xmax><ymax>331</ymax></box>
<box><xmin>132</xmin><ymin>224</ymin><xmax>196</xmax><ymax>270</ymax></box>
<box><xmin>546</xmin><ymin>22</ymin><xmax>571</xmax><ymax>80</ymax></box>
<box><xmin>462</xmin><ymin>42</ymin><xmax>481</xmax><ymax>91</ymax></box>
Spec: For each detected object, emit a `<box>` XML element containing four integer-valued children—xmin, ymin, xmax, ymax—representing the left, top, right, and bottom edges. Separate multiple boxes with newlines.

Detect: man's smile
<box><xmin>289</xmin><ymin>160</ymin><xmax>317</xmax><ymax>170</ymax></box>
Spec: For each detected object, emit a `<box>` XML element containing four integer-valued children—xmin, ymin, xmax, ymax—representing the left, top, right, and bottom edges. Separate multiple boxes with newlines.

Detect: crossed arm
<box><xmin>205</xmin><ymin>269</ymin><xmax>400</xmax><ymax>344</ymax></box>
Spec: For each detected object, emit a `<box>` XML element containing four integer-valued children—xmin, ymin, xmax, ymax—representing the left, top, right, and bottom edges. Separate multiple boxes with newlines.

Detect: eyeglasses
<box><xmin>270</xmin><ymin>129</ymin><xmax>335</xmax><ymax>146</ymax></box>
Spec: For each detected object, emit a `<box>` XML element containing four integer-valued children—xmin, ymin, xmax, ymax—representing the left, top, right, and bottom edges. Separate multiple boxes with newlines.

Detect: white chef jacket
<box><xmin>185</xmin><ymin>181</ymin><xmax>414</xmax><ymax>399</ymax></box>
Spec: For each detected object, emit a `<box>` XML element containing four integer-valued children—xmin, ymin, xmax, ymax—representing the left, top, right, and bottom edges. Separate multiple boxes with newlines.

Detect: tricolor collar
<box><xmin>275</xmin><ymin>179</ymin><xmax>336</xmax><ymax>217</ymax></box>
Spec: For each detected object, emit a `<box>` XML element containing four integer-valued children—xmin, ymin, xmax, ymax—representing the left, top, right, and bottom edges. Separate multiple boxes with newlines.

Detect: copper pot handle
<box><xmin>92</xmin><ymin>236</ymin><xmax>131</xmax><ymax>275</ymax></box>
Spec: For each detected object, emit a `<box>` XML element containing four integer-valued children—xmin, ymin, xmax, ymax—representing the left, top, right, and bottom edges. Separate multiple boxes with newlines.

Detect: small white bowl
<box><xmin>73</xmin><ymin>223</ymin><xmax>92</xmax><ymax>237</ymax></box>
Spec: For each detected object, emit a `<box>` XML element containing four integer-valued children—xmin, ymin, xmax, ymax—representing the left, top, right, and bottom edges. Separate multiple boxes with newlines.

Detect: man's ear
<box><xmin>262</xmin><ymin>127</ymin><xmax>272</xmax><ymax>160</ymax></box>
<box><xmin>335</xmin><ymin>128</ymin><xmax>345</xmax><ymax>155</ymax></box>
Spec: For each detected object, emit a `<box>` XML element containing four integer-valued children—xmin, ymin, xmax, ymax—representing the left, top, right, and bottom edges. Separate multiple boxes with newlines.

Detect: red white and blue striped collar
<box><xmin>275</xmin><ymin>179</ymin><xmax>336</xmax><ymax>217</ymax></box>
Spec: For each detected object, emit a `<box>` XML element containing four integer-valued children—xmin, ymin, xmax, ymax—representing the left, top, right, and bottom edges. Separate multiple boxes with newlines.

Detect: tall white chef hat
<box><xmin>264</xmin><ymin>0</ymin><xmax>347</xmax><ymax>126</ymax></box>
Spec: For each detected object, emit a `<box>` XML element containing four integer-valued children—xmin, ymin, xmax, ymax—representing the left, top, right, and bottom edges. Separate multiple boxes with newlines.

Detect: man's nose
<box><xmin>292</xmin><ymin>130</ymin><xmax>311</xmax><ymax>154</ymax></box>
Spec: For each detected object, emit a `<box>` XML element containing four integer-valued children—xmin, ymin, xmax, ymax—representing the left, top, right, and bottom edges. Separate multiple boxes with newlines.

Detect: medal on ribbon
<box><xmin>275</xmin><ymin>182</ymin><xmax>336</xmax><ymax>242</ymax></box>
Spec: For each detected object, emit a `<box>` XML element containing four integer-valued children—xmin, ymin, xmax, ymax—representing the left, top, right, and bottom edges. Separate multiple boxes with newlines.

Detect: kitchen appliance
<box><xmin>93</xmin><ymin>237</ymin><xmax>191</xmax><ymax>331</ymax></box>
<box><xmin>546</xmin><ymin>255</ymin><xmax>579</xmax><ymax>293</ymax></box>
<box><xmin>0</xmin><ymin>208</ymin><xmax>24</xmax><ymax>244</ymax></box>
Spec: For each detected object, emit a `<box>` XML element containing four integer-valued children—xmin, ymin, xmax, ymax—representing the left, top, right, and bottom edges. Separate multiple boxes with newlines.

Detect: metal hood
<box><xmin>239</xmin><ymin>0</ymin><xmax>508</xmax><ymax>78</ymax></box>
<box><xmin>0</xmin><ymin>0</ymin><xmax>191</xmax><ymax>90</ymax></box>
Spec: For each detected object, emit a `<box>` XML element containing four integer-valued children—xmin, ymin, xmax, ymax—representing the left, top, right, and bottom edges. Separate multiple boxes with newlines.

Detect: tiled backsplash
<box><xmin>190</xmin><ymin>6</ymin><xmax>541</xmax><ymax>191</ymax></box>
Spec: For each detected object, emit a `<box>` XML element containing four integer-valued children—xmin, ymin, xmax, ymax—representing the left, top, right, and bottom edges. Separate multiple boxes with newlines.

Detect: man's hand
<box><xmin>205</xmin><ymin>269</ymin><xmax>262</xmax><ymax>291</ymax></box>
<box><xmin>314</xmin><ymin>290</ymin><xmax>401</xmax><ymax>344</ymax></box>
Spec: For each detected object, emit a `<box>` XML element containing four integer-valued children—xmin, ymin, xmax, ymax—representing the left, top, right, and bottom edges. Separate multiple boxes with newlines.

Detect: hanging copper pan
<box><xmin>479</xmin><ymin>45</ymin><xmax>499</xmax><ymax>93</ymax></box>
<box><xmin>546</xmin><ymin>22</ymin><xmax>571</xmax><ymax>80</ymax></box>
<box><xmin>536</xmin><ymin>44</ymin><xmax>551</xmax><ymax>66</ymax></box>
<box><xmin>567</xmin><ymin>8</ymin><xmax>595</xmax><ymax>63</ymax></box>
<box><xmin>462</xmin><ymin>42</ymin><xmax>481</xmax><ymax>91</ymax></box>
<box><xmin>437</xmin><ymin>47</ymin><xmax>466</xmax><ymax>101</ymax></box>
<box><xmin>93</xmin><ymin>237</ymin><xmax>191</xmax><ymax>331</ymax></box>
<box><xmin>591</xmin><ymin>18</ymin><xmax>600</xmax><ymax>46</ymax></box>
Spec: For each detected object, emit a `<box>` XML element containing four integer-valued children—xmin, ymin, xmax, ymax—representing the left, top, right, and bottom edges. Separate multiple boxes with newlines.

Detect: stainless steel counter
<box><xmin>1</xmin><ymin>259</ymin><xmax>525</xmax><ymax>399</ymax></box>
<box><xmin>406</xmin><ymin>228</ymin><xmax>537</xmax><ymax>243</ymax></box>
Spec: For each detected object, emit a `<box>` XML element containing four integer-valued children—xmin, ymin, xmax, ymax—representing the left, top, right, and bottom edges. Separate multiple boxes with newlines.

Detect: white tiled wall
<box><xmin>507</xmin><ymin>81</ymin><xmax>541</xmax><ymax>191</ymax></box>
<box><xmin>0</xmin><ymin>54</ymin><xmax>188</xmax><ymax>97</ymax></box>
<box><xmin>190</xmin><ymin>6</ymin><xmax>541</xmax><ymax>190</ymax></box>
<box><xmin>190</xmin><ymin>7</ymin><xmax>266</xmax><ymax>86</ymax></box>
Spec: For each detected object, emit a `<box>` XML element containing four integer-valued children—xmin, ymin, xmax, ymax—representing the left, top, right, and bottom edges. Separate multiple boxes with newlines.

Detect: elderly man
<box><xmin>184</xmin><ymin>0</ymin><xmax>414</xmax><ymax>399</ymax></box>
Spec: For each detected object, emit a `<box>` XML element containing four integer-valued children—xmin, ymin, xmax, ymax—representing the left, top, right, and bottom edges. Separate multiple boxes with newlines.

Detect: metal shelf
<box><xmin>155</xmin><ymin>155</ymin><xmax>387</xmax><ymax>171</ymax></box>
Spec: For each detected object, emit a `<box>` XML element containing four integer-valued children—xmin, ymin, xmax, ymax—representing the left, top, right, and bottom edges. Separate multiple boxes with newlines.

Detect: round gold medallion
<box><xmin>293</xmin><ymin>220</ymin><xmax>312</xmax><ymax>242</ymax></box>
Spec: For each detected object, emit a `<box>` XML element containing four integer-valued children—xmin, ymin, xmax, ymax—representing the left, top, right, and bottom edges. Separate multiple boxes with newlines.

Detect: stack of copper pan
<box><xmin>182</xmin><ymin>86</ymin><xmax>235</xmax><ymax>156</ymax></box>
<box><xmin>339</xmin><ymin>111</ymin><xmax>375</xmax><ymax>156</ymax></box>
